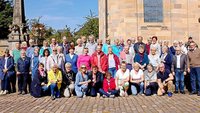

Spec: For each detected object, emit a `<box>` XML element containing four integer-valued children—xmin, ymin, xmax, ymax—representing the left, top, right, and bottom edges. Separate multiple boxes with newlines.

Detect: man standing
<box><xmin>157</xmin><ymin>63</ymin><xmax>174</xmax><ymax>97</ymax></box>
<box><xmin>85</xmin><ymin>35</ymin><xmax>97</xmax><ymax>56</ymax></box>
<box><xmin>91</xmin><ymin>45</ymin><xmax>108</xmax><ymax>74</ymax></box>
<box><xmin>187</xmin><ymin>41</ymin><xmax>200</xmax><ymax>96</ymax></box>
<box><xmin>17</xmin><ymin>50</ymin><xmax>31</xmax><ymax>95</ymax></box>
<box><xmin>26</xmin><ymin>39</ymin><xmax>35</xmax><ymax>58</ymax></box>
<box><xmin>171</xmin><ymin>46</ymin><xmax>187</xmax><ymax>94</ymax></box>
<box><xmin>59</xmin><ymin>36</ymin><xmax>70</xmax><ymax>55</ymax></box>
<box><xmin>134</xmin><ymin>36</ymin><xmax>146</xmax><ymax>53</ymax></box>
<box><xmin>12</xmin><ymin>42</ymin><xmax>21</xmax><ymax>64</ymax></box>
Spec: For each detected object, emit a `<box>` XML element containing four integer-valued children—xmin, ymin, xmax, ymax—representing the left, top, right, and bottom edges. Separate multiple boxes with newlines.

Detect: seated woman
<box><xmin>31</xmin><ymin>63</ymin><xmax>48</xmax><ymax>98</ymax></box>
<box><xmin>47</xmin><ymin>64</ymin><xmax>62</xmax><ymax>100</ymax></box>
<box><xmin>115</xmin><ymin>61</ymin><xmax>130</xmax><ymax>97</ymax></box>
<box><xmin>130</xmin><ymin>63</ymin><xmax>144</xmax><ymax>95</ymax></box>
<box><xmin>62</xmin><ymin>63</ymin><xmax>76</xmax><ymax>98</ymax></box>
<box><xmin>99</xmin><ymin>72</ymin><xmax>119</xmax><ymax>98</ymax></box>
<box><xmin>75</xmin><ymin>64</ymin><xmax>91</xmax><ymax>98</ymax></box>
<box><xmin>144</xmin><ymin>64</ymin><xmax>158</xmax><ymax>96</ymax></box>
<box><xmin>134</xmin><ymin>45</ymin><xmax>149</xmax><ymax>70</ymax></box>
<box><xmin>88</xmin><ymin>66</ymin><xmax>103</xmax><ymax>97</ymax></box>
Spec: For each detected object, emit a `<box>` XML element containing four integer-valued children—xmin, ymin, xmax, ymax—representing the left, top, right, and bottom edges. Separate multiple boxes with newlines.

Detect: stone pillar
<box><xmin>8</xmin><ymin>0</ymin><xmax>27</xmax><ymax>51</ymax></box>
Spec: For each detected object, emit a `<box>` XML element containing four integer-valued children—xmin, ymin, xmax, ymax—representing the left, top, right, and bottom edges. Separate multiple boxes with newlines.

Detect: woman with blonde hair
<box><xmin>130</xmin><ymin>62</ymin><xmax>144</xmax><ymax>95</ymax></box>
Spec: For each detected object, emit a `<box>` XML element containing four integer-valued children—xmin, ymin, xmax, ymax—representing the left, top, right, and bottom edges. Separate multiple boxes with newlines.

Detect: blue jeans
<box><xmin>109</xmin><ymin>67</ymin><xmax>117</xmax><ymax>78</ymax></box>
<box><xmin>190</xmin><ymin>67</ymin><xmax>200</xmax><ymax>92</ymax></box>
<box><xmin>175</xmin><ymin>69</ymin><xmax>185</xmax><ymax>92</ymax></box>
<box><xmin>131</xmin><ymin>82</ymin><xmax>144</xmax><ymax>95</ymax></box>
<box><xmin>1</xmin><ymin>75</ymin><xmax>9</xmax><ymax>91</ymax></box>
<box><xmin>49</xmin><ymin>83</ymin><xmax>60</xmax><ymax>97</ymax></box>
<box><xmin>99</xmin><ymin>88</ymin><xmax>119</xmax><ymax>97</ymax></box>
<box><xmin>75</xmin><ymin>85</ymin><xmax>88</xmax><ymax>98</ymax></box>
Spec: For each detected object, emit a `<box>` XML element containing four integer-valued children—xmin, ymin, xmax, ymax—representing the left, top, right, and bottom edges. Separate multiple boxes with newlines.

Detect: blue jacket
<box><xmin>26</xmin><ymin>46</ymin><xmax>35</xmax><ymax>58</ymax></box>
<box><xmin>112</xmin><ymin>45</ymin><xmax>122</xmax><ymax>57</ymax></box>
<box><xmin>102</xmin><ymin>44</ymin><xmax>109</xmax><ymax>55</ymax></box>
<box><xmin>0</xmin><ymin>56</ymin><xmax>15</xmax><ymax>80</ymax></box>
<box><xmin>75</xmin><ymin>72</ymin><xmax>89</xmax><ymax>87</ymax></box>
<box><xmin>17</xmin><ymin>57</ymin><xmax>31</xmax><ymax>74</ymax></box>
<box><xmin>31</xmin><ymin>55</ymin><xmax>40</xmax><ymax>79</ymax></box>
<box><xmin>59</xmin><ymin>43</ymin><xmax>70</xmax><ymax>55</ymax></box>
<box><xmin>134</xmin><ymin>53</ymin><xmax>149</xmax><ymax>65</ymax></box>
<box><xmin>65</xmin><ymin>54</ymin><xmax>78</xmax><ymax>73</ymax></box>
<box><xmin>39</xmin><ymin>47</ymin><xmax>52</xmax><ymax>56</ymax></box>
<box><xmin>163</xmin><ymin>53</ymin><xmax>173</xmax><ymax>71</ymax></box>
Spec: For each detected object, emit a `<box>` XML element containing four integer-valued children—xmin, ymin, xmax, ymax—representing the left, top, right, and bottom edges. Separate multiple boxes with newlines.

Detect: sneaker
<box><xmin>102</xmin><ymin>95</ymin><xmax>107</xmax><ymax>98</ymax></box>
<box><xmin>0</xmin><ymin>90</ymin><xmax>4</xmax><ymax>95</ymax></box>
<box><xmin>168</xmin><ymin>92</ymin><xmax>173</xmax><ymax>97</ymax></box>
<box><xmin>2</xmin><ymin>90</ymin><xmax>8</xmax><ymax>95</ymax></box>
<box><xmin>180</xmin><ymin>91</ymin><xmax>185</xmax><ymax>94</ymax></box>
<box><xmin>119</xmin><ymin>89</ymin><xmax>125</xmax><ymax>97</ymax></box>
<box><xmin>18</xmin><ymin>91</ymin><xmax>22</xmax><ymax>95</ymax></box>
<box><xmin>22</xmin><ymin>91</ymin><xmax>27</xmax><ymax>95</ymax></box>
<box><xmin>152</xmin><ymin>94</ymin><xmax>157</xmax><ymax>96</ymax></box>
<box><xmin>83</xmin><ymin>94</ymin><xmax>86</xmax><ymax>98</ymax></box>
<box><xmin>51</xmin><ymin>96</ymin><xmax>55</xmax><ymax>100</ymax></box>
<box><xmin>189</xmin><ymin>91</ymin><xmax>197</xmax><ymax>95</ymax></box>
<box><xmin>97</xmin><ymin>93</ymin><xmax>100</xmax><ymax>98</ymax></box>
<box><xmin>197</xmin><ymin>92</ymin><xmax>200</xmax><ymax>96</ymax></box>
<box><xmin>124</xmin><ymin>92</ymin><xmax>128</xmax><ymax>97</ymax></box>
<box><xmin>109</xmin><ymin>95</ymin><xmax>115</xmax><ymax>98</ymax></box>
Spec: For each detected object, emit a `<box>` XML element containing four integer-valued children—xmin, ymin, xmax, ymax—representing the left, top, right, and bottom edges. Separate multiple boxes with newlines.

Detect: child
<box><xmin>99</xmin><ymin>72</ymin><xmax>119</xmax><ymax>98</ymax></box>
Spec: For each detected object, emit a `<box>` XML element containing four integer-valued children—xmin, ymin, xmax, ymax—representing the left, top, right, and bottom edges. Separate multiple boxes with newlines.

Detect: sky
<box><xmin>24</xmin><ymin>0</ymin><xmax>98</xmax><ymax>30</ymax></box>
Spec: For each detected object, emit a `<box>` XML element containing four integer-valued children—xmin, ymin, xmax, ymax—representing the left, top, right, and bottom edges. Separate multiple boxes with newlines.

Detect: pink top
<box><xmin>77</xmin><ymin>55</ymin><xmax>91</xmax><ymax>70</ymax></box>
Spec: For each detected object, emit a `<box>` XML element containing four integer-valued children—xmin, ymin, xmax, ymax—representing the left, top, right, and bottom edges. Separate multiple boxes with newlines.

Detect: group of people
<box><xmin>0</xmin><ymin>35</ymin><xmax>200</xmax><ymax>100</ymax></box>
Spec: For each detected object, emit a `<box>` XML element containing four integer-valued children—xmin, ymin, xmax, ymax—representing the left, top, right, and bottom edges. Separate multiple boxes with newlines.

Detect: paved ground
<box><xmin>0</xmin><ymin>93</ymin><xmax>199</xmax><ymax>113</ymax></box>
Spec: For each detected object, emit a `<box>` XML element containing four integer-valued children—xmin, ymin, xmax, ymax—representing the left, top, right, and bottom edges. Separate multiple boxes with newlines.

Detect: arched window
<box><xmin>144</xmin><ymin>0</ymin><xmax>163</xmax><ymax>22</ymax></box>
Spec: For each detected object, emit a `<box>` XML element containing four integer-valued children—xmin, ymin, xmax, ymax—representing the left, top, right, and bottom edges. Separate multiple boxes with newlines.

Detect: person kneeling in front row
<box><xmin>157</xmin><ymin>63</ymin><xmax>174</xmax><ymax>97</ymax></box>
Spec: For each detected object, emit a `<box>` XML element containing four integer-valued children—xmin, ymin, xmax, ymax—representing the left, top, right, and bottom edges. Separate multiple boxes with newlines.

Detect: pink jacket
<box><xmin>77</xmin><ymin>55</ymin><xmax>91</xmax><ymax>70</ymax></box>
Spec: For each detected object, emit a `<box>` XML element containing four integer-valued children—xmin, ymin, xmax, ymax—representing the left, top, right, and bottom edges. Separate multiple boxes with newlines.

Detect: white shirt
<box><xmin>4</xmin><ymin>57</ymin><xmax>8</xmax><ymax>69</ymax></box>
<box><xmin>130</xmin><ymin>69</ymin><xmax>143</xmax><ymax>80</ymax></box>
<box><xmin>176</xmin><ymin>54</ymin><xmax>181</xmax><ymax>68</ymax></box>
<box><xmin>69</xmin><ymin>54</ymin><xmax>74</xmax><ymax>59</ymax></box>
<box><xmin>108</xmin><ymin>54</ymin><xmax>116</xmax><ymax>68</ymax></box>
<box><xmin>116</xmin><ymin>69</ymin><xmax>130</xmax><ymax>85</ymax></box>
<box><xmin>148</xmin><ymin>54</ymin><xmax>161</xmax><ymax>67</ymax></box>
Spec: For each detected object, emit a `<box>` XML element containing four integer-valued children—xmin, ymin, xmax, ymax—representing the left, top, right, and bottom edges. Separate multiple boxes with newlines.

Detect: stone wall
<box><xmin>99</xmin><ymin>0</ymin><xmax>200</xmax><ymax>44</ymax></box>
<box><xmin>0</xmin><ymin>39</ymin><xmax>9</xmax><ymax>56</ymax></box>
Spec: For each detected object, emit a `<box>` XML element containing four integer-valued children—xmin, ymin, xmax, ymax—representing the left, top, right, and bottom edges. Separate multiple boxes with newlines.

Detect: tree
<box><xmin>0</xmin><ymin>0</ymin><xmax>13</xmax><ymax>39</ymax></box>
<box><xmin>75</xmin><ymin>10</ymin><xmax>99</xmax><ymax>40</ymax></box>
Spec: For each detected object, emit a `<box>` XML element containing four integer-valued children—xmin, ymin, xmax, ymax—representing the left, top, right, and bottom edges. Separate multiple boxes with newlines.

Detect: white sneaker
<box><xmin>3</xmin><ymin>90</ymin><xmax>8</xmax><ymax>95</ymax></box>
<box><xmin>0</xmin><ymin>90</ymin><xmax>3</xmax><ymax>95</ymax></box>
<box><xmin>97</xmin><ymin>93</ymin><xmax>100</xmax><ymax>98</ymax></box>
<box><xmin>109</xmin><ymin>95</ymin><xmax>115</xmax><ymax>98</ymax></box>
<box><xmin>83</xmin><ymin>94</ymin><xmax>86</xmax><ymax>98</ymax></box>
<box><xmin>120</xmin><ymin>89</ymin><xmax>125</xmax><ymax>97</ymax></box>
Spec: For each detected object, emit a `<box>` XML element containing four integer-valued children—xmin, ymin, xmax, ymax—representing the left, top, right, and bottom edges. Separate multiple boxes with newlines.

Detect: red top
<box><xmin>103</xmin><ymin>77</ymin><xmax>116</xmax><ymax>92</ymax></box>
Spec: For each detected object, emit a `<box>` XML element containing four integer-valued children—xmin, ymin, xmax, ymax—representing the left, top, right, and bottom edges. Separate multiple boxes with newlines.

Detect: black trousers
<box><xmin>18</xmin><ymin>74</ymin><xmax>29</xmax><ymax>92</ymax></box>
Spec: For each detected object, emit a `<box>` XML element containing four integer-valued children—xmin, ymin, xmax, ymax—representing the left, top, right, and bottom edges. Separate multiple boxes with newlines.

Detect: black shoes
<box><xmin>197</xmin><ymin>92</ymin><xmax>200</xmax><ymax>96</ymax></box>
<box><xmin>174</xmin><ymin>91</ymin><xmax>178</xmax><ymax>94</ymax></box>
<box><xmin>18</xmin><ymin>91</ymin><xmax>22</xmax><ymax>95</ymax></box>
<box><xmin>189</xmin><ymin>91</ymin><xmax>197</xmax><ymax>95</ymax></box>
<box><xmin>180</xmin><ymin>91</ymin><xmax>185</xmax><ymax>94</ymax></box>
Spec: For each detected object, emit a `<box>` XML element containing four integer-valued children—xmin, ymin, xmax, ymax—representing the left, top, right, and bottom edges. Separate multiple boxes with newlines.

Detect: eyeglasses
<box><xmin>53</xmin><ymin>50</ymin><xmax>57</xmax><ymax>51</ymax></box>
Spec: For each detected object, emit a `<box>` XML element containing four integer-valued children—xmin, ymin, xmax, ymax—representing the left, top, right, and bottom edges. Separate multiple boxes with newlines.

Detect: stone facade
<box><xmin>99</xmin><ymin>0</ymin><xmax>200</xmax><ymax>44</ymax></box>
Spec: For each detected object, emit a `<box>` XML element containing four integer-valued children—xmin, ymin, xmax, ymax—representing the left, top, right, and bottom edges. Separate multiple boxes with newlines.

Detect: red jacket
<box><xmin>90</xmin><ymin>51</ymin><xmax>108</xmax><ymax>72</ymax></box>
<box><xmin>103</xmin><ymin>78</ymin><xmax>116</xmax><ymax>92</ymax></box>
<box><xmin>107</xmin><ymin>54</ymin><xmax>120</xmax><ymax>70</ymax></box>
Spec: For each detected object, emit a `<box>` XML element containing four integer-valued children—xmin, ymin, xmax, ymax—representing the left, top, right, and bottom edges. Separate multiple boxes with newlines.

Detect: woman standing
<box><xmin>134</xmin><ymin>45</ymin><xmax>149</xmax><ymax>70</ymax></box>
<box><xmin>40</xmin><ymin>49</ymin><xmax>50</xmax><ymax>72</ymax></box>
<box><xmin>0</xmin><ymin>49</ymin><xmax>15</xmax><ymax>95</ymax></box>
<box><xmin>65</xmin><ymin>47</ymin><xmax>78</xmax><ymax>74</ymax></box>
<box><xmin>160</xmin><ymin>46</ymin><xmax>173</xmax><ymax>71</ymax></box>
<box><xmin>77</xmin><ymin>48</ymin><xmax>91</xmax><ymax>70</ymax></box>
<box><xmin>115</xmin><ymin>61</ymin><xmax>130</xmax><ymax>97</ymax></box>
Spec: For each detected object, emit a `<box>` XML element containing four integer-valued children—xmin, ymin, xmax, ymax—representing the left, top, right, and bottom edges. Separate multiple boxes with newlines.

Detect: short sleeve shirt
<box><xmin>157</xmin><ymin>69</ymin><xmax>170</xmax><ymax>82</ymax></box>
<box><xmin>116</xmin><ymin>69</ymin><xmax>130</xmax><ymax>84</ymax></box>
<box><xmin>130</xmin><ymin>69</ymin><xmax>143</xmax><ymax>80</ymax></box>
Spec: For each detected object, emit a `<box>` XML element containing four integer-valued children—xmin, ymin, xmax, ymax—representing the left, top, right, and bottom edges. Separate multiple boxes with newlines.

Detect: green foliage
<box><xmin>0</xmin><ymin>0</ymin><xmax>13</xmax><ymax>39</ymax></box>
<box><xmin>75</xmin><ymin>10</ymin><xmax>99</xmax><ymax>40</ymax></box>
